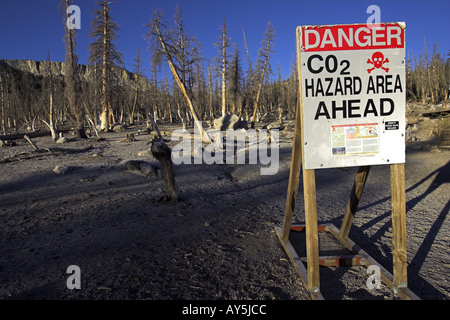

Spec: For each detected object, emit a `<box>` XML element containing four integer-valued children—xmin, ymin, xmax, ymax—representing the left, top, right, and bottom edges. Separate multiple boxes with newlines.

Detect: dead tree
<box><xmin>151</xmin><ymin>138</ymin><xmax>179</xmax><ymax>201</ymax></box>
<box><xmin>130</xmin><ymin>46</ymin><xmax>143</xmax><ymax>125</ymax></box>
<box><xmin>214</xmin><ymin>18</ymin><xmax>232</xmax><ymax>117</ymax></box>
<box><xmin>60</xmin><ymin>0</ymin><xmax>87</xmax><ymax>138</ymax></box>
<box><xmin>251</xmin><ymin>22</ymin><xmax>275</xmax><ymax>128</ymax></box>
<box><xmin>42</xmin><ymin>52</ymin><xmax>58</xmax><ymax>142</ymax></box>
<box><xmin>163</xmin><ymin>71</ymin><xmax>173</xmax><ymax>123</ymax></box>
<box><xmin>86</xmin><ymin>111</ymin><xmax>102</xmax><ymax>140</ymax></box>
<box><xmin>148</xmin><ymin>114</ymin><xmax>179</xmax><ymax>201</ymax></box>
<box><xmin>0</xmin><ymin>74</ymin><xmax>4</xmax><ymax>135</ymax></box>
<box><xmin>242</xmin><ymin>26</ymin><xmax>254</xmax><ymax>120</ymax></box>
<box><xmin>89</xmin><ymin>0</ymin><xmax>123</xmax><ymax>131</ymax></box>
<box><xmin>146</xmin><ymin>8</ymin><xmax>212</xmax><ymax>143</ymax></box>
<box><xmin>228</xmin><ymin>44</ymin><xmax>243</xmax><ymax>115</ymax></box>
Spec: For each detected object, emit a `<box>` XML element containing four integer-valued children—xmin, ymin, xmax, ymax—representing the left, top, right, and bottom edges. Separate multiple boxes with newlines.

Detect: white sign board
<box><xmin>299</xmin><ymin>22</ymin><xmax>406</xmax><ymax>169</ymax></box>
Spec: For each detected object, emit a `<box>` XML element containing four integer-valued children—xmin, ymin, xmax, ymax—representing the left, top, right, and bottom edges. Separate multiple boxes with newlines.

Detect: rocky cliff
<box><xmin>0</xmin><ymin>59</ymin><xmax>144</xmax><ymax>88</ymax></box>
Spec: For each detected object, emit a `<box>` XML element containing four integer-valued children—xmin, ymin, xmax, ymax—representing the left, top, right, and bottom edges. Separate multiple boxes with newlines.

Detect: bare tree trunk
<box><xmin>86</xmin><ymin>112</ymin><xmax>101</xmax><ymax>140</ymax></box>
<box><xmin>182</xmin><ymin>81</ymin><xmax>208</xmax><ymax>136</ymax></box>
<box><xmin>251</xmin><ymin>22</ymin><xmax>274</xmax><ymax>128</ymax></box>
<box><xmin>148</xmin><ymin>114</ymin><xmax>179</xmax><ymax>202</ymax></box>
<box><xmin>164</xmin><ymin>72</ymin><xmax>173</xmax><ymax>123</ymax></box>
<box><xmin>178</xmin><ymin>104</ymin><xmax>188</xmax><ymax>132</ymax></box>
<box><xmin>100</xmin><ymin>109</ymin><xmax>108</xmax><ymax>131</ymax></box>
<box><xmin>221</xmin><ymin>50</ymin><xmax>227</xmax><ymax>116</ymax></box>
<box><xmin>130</xmin><ymin>84</ymin><xmax>138</xmax><ymax>125</ymax></box>
<box><xmin>43</xmin><ymin>54</ymin><xmax>58</xmax><ymax>142</ymax></box>
<box><xmin>151</xmin><ymin>137</ymin><xmax>179</xmax><ymax>202</ymax></box>
<box><xmin>166</xmin><ymin>53</ymin><xmax>211</xmax><ymax>141</ymax></box>
<box><xmin>0</xmin><ymin>74</ymin><xmax>5</xmax><ymax>135</ymax></box>
<box><xmin>166</xmin><ymin>93</ymin><xmax>172</xmax><ymax>123</ymax></box>
<box><xmin>207</xmin><ymin>65</ymin><xmax>214</xmax><ymax>120</ymax></box>
<box><xmin>42</xmin><ymin>92</ymin><xmax>58</xmax><ymax>142</ymax></box>
<box><xmin>99</xmin><ymin>2</ymin><xmax>110</xmax><ymax>131</ymax></box>
<box><xmin>109</xmin><ymin>101</ymin><xmax>115</xmax><ymax>126</ymax></box>
<box><xmin>423</xmin><ymin>38</ymin><xmax>435</xmax><ymax>104</ymax></box>
<box><xmin>62</xmin><ymin>0</ymin><xmax>87</xmax><ymax>139</ymax></box>
<box><xmin>242</xmin><ymin>27</ymin><xmax>253</xmax><ymax>77</ymax></box>
<box><xmin>251</xmin><ymin>69</ymin><xmax>266</xmax><ymax>127</ymax></box>
<box><xmin>151</xmin><ymin>18</ymin><xmax>212</xmax><ymax>143</ymax></box>
<box><xmin>216</xmin><ymin>19</ymin><xmax>231</xmax><ymax>117</ymax></box>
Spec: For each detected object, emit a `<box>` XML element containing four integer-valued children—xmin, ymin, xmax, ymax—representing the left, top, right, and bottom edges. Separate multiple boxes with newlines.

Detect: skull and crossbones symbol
<box><xmin>367</xmin><ymin>52</ymin><xmax>389</xmax><ymax>73</ymax></box>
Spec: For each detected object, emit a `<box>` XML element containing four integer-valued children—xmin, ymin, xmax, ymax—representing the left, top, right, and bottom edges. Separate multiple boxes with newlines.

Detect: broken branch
<box><xmin>24</xmin><ymin>135</ymin><xmax>40</xmax><ymax>151</ymax></box>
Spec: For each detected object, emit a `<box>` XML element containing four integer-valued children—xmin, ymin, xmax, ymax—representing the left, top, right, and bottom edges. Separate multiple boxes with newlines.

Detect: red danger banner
<box><xmin>302</xmin><ymin>23</ymin><xmax>405</xmax><ymax>52</ymax></box>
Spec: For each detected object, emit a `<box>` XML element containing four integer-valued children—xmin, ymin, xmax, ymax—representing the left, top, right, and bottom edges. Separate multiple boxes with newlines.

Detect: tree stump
<box><xmin>119</xmin><ymin>133</ymin><xmax>136</xmax><ymax>142</ymax></box>
<box><xmin>151</xmin><ymin>137</ymin><xmax>179</xmax><ymax>201</ymax></box>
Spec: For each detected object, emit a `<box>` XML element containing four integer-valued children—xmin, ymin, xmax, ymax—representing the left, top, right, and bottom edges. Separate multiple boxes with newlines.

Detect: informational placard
<box><xmin>299</xmin><ymin>22</ymin><xmax>406</xmax><ymax>169</ymax></box>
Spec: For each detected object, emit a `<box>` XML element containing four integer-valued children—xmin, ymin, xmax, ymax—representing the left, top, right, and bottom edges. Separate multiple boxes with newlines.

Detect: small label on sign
<box><xmin>331</xmin><ymin>123</ymin><xmax>379</xmax><ymax>156</ymax></box>
<box><xmin>385</xmin><ymin>121</ymin><xmax>399</xmax><ymax>130</ymax></box>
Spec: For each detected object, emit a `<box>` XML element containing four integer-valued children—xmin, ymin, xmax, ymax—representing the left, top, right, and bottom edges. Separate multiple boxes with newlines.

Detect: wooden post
<box><xmin>281</xmin><ymin>27</ymin><xmax>306</xmax><ymax>241</ymax></box>
<box><xmin>281</xmin><ymin>87</ymin><xmax>303</xmax><ymax>241</ymax></box>
<box><xmin>297</xmin><ymin>26</ymin><xmax>320</xmax><ymax>292</ymax></box>
<box><xmin>339</xmin><ymin>166</ymin><xmax>371</xmax><ymax>238</ymax></box>
<box><xmin>303</xmin><ymin>168</ymin><xmax>320</xmax><ymax>292</ymax></box>
<box><xmin>279</xmin><ymin>27</ymin><xmax>321</xmax><ymax>293</ymax></box>
<box><xmin>390</xmin><ymin>163</ymin><xmax>408</xmax><ymax>288</ymax></box>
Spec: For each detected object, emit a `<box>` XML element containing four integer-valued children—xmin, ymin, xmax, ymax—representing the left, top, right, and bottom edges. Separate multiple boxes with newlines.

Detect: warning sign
<box><xmin>299</xmin><ymin>22</ymin><xmax>406</xmax><ymax>169</ymax></box>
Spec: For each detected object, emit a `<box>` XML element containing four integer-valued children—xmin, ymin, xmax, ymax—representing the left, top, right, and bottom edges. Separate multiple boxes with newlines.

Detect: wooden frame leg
<box><xmin>390</xmin><ymin>163</ymin><xmax>408</xmax><ymax>288</ymax></box>
<box><xmin>281</xmin><ymin>89</ymin><xmax>303</xmax><ymax>241</ymax></box>
<box><xmin>339</xmin><ymin>166</ymin><xmax>371</xmax><ymax>238</ymax></box>
<box><xmin>303</xmin><ymin>168</ymin><xmax>320</xmax><ymax>292</ymax></box>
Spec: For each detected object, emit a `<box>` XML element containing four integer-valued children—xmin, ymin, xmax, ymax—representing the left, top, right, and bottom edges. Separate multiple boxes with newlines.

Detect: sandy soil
<box><xmin>0</xmin><ymin>103</ymin><xmax>449</xmax><ymax>300</ymax></box>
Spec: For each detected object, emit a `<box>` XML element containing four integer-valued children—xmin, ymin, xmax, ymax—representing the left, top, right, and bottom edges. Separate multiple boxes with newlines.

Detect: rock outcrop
<box><xmin>213</xmin><ymin>114</ymin><xmax>248</xmax><ymax>131</ymax></box>
<box><xmin>0</xmin><ymin>59</ymin><xmax>148</xmax><ymax>90</ymax></box>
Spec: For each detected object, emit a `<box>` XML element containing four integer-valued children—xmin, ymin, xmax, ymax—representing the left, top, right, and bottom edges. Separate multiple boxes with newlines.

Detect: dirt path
<box><xmin>0</xmin><ymin>117</ymin><xmax>448</xmax><ymax>300</ymax></box>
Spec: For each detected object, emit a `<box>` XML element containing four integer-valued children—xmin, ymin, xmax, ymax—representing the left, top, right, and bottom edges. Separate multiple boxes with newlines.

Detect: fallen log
<box><xmin>7</xmin><ymin>140</ymin><xmax>17</xmax><ymax>147</ymax></box>
<box><xmin>1</xmin><ymin>145</ymin><xmax>95</xmax><ymax>164</ymax></box>
<box><xmin>46</xmin><ymin>145</ymin><xmax>94</xmax><ymax>154</ymax></box>
<box><xmin>0</xmin><ymin>128</ymin><xmax>71</xmax><ymax>141</ymax></box>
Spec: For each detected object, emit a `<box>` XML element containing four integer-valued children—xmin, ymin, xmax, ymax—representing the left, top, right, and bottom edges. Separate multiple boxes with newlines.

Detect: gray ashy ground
<box><xmin>0</xmin><ymin>106</ymin><xmax>448</xmax><ymax>300</ymax></box>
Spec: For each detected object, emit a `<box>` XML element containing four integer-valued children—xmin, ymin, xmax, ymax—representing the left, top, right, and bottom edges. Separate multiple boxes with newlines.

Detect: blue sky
<box><xmin>0</xmin><ymin>0</ymin><xmax>448</xmax><ymax>80</ymax></box>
